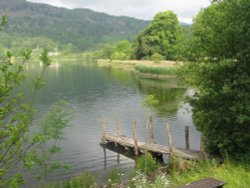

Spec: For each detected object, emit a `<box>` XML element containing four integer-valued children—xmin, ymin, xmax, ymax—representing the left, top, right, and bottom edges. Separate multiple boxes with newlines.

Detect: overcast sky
<box><xmin>27</xmin><ymin>0</ymin><xmax>211</xmax><ymax>24</ymax></box>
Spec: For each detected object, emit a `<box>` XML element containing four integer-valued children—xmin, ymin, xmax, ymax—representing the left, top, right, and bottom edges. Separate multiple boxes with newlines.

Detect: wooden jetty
<box><xmin>100</xmin><ymin>119</ymin><xmax>202</xmax><ymax>161</ymax></box>
<box><xmin>101</xmin><ymin>133</ymin><xmax>199</xmax><ymax>160</ymax></box>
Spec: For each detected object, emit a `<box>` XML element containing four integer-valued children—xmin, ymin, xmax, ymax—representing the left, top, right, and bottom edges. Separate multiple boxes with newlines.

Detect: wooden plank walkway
<box><xmin>101</xmin><ymin>133</ymin><xmax>199</xmax><ymax>160</ymax></box>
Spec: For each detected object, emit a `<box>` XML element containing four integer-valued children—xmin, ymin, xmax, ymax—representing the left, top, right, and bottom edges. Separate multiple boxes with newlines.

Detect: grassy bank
<box><xmin>169</xmin><ymin>160</ymin><xmax>250</xmax><ymax>188</ymax></box>
<box><xmin>40</xmin><ymin>154</ymin><xmax>250</xmax><ymax>188</ymax></box>
<box><xmin>97</xmin><ymin>59</ymin><xmax>178</xmax><ymax>78</ymax></box>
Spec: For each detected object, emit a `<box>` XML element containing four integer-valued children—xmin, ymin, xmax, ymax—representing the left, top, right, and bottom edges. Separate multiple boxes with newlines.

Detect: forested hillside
<box><xmin>0</xmin><ymin>0</ymin><xmax>149</xmax><ymax>51</ymax></box>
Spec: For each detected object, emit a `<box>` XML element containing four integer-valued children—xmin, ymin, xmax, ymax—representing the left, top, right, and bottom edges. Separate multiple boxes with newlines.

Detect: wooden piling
<box><xmin>148</xmin><ymin>115</ymin><xmax>154</xmax><ymax>144</ymax></box>
<box><xmin>132</xmin><ymin>120</ymin><xmax>139</xmax><ymax>155</ymax></box>
<box><xmin>185</xmin><ymin>126</ymin><xmax>190</xmax><ymax>150</ymax></box>
<box><xmin>167</xmin><ymin>123</ymin><xmax>173</xmax><ymax>157</ymax></box>
<box><xmin>117</xmin><ymin>153</ymin><xmax>120</xmax><ymax>164</ymax></box>
<box><xmin>103</xmin><ymin>146</ymin><xmax>107</xmax><ymax>169</ymax></box>
<box><xmin>200</xmin><ymin>134</ymin><xmax>205</xmax><ymax>160</ymax></box>
<box><xmin>114</xmin><ymin>120</ymin><xmax>119</xmax><ymax>162</ymax></box>
<box><xmin>102</xmin><ymin>117</ymin><xmax>107</xmax><ymax>142</ymax></box>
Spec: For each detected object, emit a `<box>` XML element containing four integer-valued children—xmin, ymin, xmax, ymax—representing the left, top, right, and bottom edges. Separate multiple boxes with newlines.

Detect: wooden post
<box><xmin>117</xmin><ymin>153</ymin><xmax>120</xmax><ymax>164</ymax></box>
<box><xmin>185</xmin><ymin>126</ymin><xmax>190</xmax><ymax>150</ymax></box>
<box><xmin>103</xmin><ymin>146</ymin><xmax>107</xmax><ymax>169</ymax></box>
<box><xmin>101</xmin><ymin>117</ymin><xmax>107</xmax><ymax>142</ymax></box>
<box><xmin>167</xmin><ymin>123</ymin><xmax>173</xmax><ymax>157</ymax></box>
<box><xmin>148</xmin><ymin>115</ymin><xmax>154</xmax><ymax>144</ymax></box>
<box><xmin>115</xmin><ymin>118</ymin><xmax>121</xmax><ymax>164</ymax></box>
<box><xmin>132</xmin><ymin>120</ymin><xmax>139</xmax><ymax>155</ymax></box>
<box><xmin>200</xmin><ymin>134</ymin><xmax>205</xmax><ymax>160</ymax></box>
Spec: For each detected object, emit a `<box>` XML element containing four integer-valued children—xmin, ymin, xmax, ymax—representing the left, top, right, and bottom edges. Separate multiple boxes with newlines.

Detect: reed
<box><xmin>135</xmin><ymin>65</ymin><xmax>177</xmax><ymax>75</ymax></box>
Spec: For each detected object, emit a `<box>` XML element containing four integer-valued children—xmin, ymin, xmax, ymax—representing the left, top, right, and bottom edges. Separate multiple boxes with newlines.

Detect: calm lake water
<box><xmin>23</xmin><ymin>61</ymin><xmax>200</xmax><ymax>183</ymax></box>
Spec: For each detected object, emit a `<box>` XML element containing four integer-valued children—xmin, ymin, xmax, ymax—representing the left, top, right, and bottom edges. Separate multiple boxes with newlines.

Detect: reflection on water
<box><xmin>22</xmin><ymin>61</ymin><xmax>200</xmax><ymax>182</ymax></box>
<box><xmin>135</xmin><ymin>77</ymin><xmax>186</xmax><ymax>117</ymax></box>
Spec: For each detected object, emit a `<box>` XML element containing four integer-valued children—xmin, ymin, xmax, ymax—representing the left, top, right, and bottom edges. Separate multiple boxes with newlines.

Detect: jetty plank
<box><xmin>102</xmin><ymin>133</ymin><xmax>199</xmax><ymax>159</ymax></box>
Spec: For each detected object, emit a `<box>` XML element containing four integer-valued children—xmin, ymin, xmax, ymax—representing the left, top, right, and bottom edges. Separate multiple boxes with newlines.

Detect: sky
<box><xmin>27</xmin><ymin>0</ymin><xmax>211</xmax><ymax>24</ymax></box>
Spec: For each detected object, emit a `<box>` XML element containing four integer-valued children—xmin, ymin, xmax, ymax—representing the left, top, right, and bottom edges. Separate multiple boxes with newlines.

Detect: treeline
<box><xmin>0</xmin><ymin>32</ymin><xmax>78</xmax><ymax>56</ymax></box>
<box><xmin>0</xmin><ymin>0</ymin><xmax>192</xmax><ymax>61</ymax></box>
<box><xmin>0</xmin><ymin>0</ymin><xmax>148</xmax><ymax>52</ymax></box>
<box><xmin>95</xmin><ymin>11</ymin><xmax>191</xmax><ymax>62</ymax></box>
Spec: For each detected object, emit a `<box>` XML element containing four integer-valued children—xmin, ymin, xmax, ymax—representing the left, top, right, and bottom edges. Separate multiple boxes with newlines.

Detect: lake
<box><xmin>23</xmin><ymin>60</ymin><xmax>200</xmax><ymax>183</ymax></box>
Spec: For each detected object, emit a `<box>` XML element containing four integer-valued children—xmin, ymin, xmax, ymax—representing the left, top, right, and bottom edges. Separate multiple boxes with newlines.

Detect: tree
<box><xmin>100</xmin><ymin>40</ymin><xmax>132</xmax><ymax>60</ymax></box>
<box><xmin>0</xmin><ymin>16</ymin><xmax>6</xmax><ymax>31</ymax></box>
<box><xmin>25</xmin><ymin>101</ymin><xmax>71</xmax><ymax>183</ymax></box>
<box><xmin>182</xmin><ymin>0</ymin><xmax>250</xmax><ymax>160</ymax></box>
<box><xmin>101</xmin><ymin>43</ymin><xmax>115</xmax><ymax>59</ymax></box>
<box><xmin>173</xmin><ymin>25</ymin><xmax>193</xmax><ymax>61</ymax></box>
<box><xmin>191</xmin><ymin>0</ymin><xmax>250</xmax><ymax>61</ymax></box>
<box><xmin>111</xmin><ymin>40</ymin><xmax>132</xmax><ymax>60</ymax></box>
<box><xmin>134</xmin><ymin>11</ymin><xmax>180</xmax><ymax>60</ymax></box>
<box><xmin>0</xmin><ymin>18</ymin><xmax>71</xmax><ymax>186</ymax></box>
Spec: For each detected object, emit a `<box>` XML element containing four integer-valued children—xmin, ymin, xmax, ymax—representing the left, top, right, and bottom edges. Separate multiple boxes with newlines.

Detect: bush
<box><xmin>106</xmin><ymin>168</ymin><xmax>123</xmax><ymax>187</ymax></box>
<box><xmin>67</xmin><ymin>173</ymin><xmax>96</xmax><ymax>188</ymax></box>
<box><xmin>110</xmin><ymin>51</ymin><xmax>128</xmax><ymax>60</ymax></box>
<box><xmin>151</xmin><ymin>53</ymin><xmax>165</xmax><ymax>64</ymax></box>
<box><xmin>135</xmin><ymin>153</ymin><xmax>159</xmax><ymax>175</ymax></box>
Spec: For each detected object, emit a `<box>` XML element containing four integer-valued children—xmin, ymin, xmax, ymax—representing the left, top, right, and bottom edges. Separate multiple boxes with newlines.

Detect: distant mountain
<box><xmin>0</xmin><ymin>0</ymin><xmax>149</xmax><ymax>51</ymax></box>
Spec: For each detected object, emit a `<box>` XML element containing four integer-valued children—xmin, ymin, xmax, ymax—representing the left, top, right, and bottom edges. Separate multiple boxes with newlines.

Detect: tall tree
<box><xmin>134</xmin><ymin>11</ymin><xmax>180</xmax><ymax>60</ymax></box>
<box><xmin>183</xmin><ymin>0</ymin><xmax>250</xmax><ymax>159</ymax></box>
<box><xmin>191</xmin><ymin>0</ymin><xmax>250</xmax><ymax>61</ymax></box>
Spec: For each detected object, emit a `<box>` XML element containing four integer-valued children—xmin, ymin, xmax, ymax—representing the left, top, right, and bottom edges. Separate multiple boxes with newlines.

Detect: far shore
<box><xmin>96</xmin><ymin>59</ymin><xmax>177</xmax><ymax>68</ymax></box>
<box><xmin>96</xmin><ymin>59</ymin><xmax>179</xmax><ymax>79</ymax></box>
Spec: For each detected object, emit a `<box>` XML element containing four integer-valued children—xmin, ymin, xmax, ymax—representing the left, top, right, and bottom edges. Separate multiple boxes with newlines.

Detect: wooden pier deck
<box><xmin>101</xmin><ymin>133</ymin><xmax>199</xmax><ymax>160</ymax></box>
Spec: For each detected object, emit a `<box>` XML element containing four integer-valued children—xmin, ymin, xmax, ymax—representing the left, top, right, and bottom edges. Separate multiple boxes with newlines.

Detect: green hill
<box><xmin>0</xmin><ymin>0</ymin><xmax>149</xmax><ymax>51</ymax></box>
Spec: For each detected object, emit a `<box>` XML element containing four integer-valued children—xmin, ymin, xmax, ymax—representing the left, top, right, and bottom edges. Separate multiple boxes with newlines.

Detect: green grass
<box><xmin>168</xmin><ymin>160</ymin><xmax>250</xmax><ymax>188</ymax></box>
<box><xmin>41</xmin><ymin>158</ymin><xmax>250</xmax><ymax>188</ymax></box>
<box><xmin>135</xmin><ymin>65</ymin><xmax>177</xmax><ymax>75</ymax></box>
<box><xmin>107</xmin><ymin>168</ymin><xmax>122</xmax><ymax>187</ymax></box>
<box><xmin>42</xmin><ymin>173</ymin><xmax>97</xmax><ymax>188</ymax></box>
<box><xmin>128</xmin><ymin>171</ymin><xmax>169</xmax><ymax>188</ymax></box>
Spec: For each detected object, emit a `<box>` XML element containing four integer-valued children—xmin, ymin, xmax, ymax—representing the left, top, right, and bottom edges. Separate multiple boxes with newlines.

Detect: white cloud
<box><xmin>178</xmin><ymin>17</ymin><xmax>193</xmax><ymax>25</ymax></box>
<box><xmin>27</xmin><ymin>0</ymin><xmax>211</xmax><ymax>23</ymax></box>
<box><xmin>28</xmin><ymin>0</ymin><xmax>75</xmax><ymax>9</ymax></box>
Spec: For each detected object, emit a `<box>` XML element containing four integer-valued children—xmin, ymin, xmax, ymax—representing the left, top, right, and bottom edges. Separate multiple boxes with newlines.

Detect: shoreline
<box><xmin>96</xmin><ymin>59</ymin><xmax>179</xmax><ymax>79</ymax></box>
